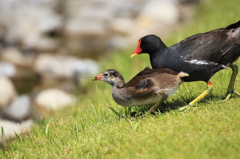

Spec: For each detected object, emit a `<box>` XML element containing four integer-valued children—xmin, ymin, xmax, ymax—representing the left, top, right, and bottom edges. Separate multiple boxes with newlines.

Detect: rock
<box><xmin>179</xmin><ymin>0</ymin><xmax>200</xmax><ymax>4</ymax></box>
<box><xmin>62</xmin><ymin>0</ymin><xmax>138</xmax><ymax>55</ymax></box>
<box><xmin>10</xmin><ymin>68</ymin><xmax>40</xmax><ymax>94</ymax></box>
<box><xmin>69</xmin><ymin>59</ymin><xmax>99</xmax><ymax>78</ymax></box>
<box><xmin>34</xmin><ymin>54</ymin><xmax>99</xmax><ymax>92</ymax></box>
<box><xmin>0</xmin><ymin>0</ymin><xmax>196</xmax><ymax>95</ymax></box>
<box><xmin>64</xmin><ymin>0</ymin><xmax>136</xmax><ymax>37</ymax></box>
<box><xmin>0</xmin><ymin>0</ymin><xmax>61</xmax><ymax>51</ymax></box>
<box><xmin>108</xmin><ymin>36</ymin><xmax>132</xmax><ymax>49</ymax></box>
<box><xmin>110</xmin><ymin>18</ymin><xmax>135</xmax><ymax>35</ymax></box>
<box><xmin>33</xmin><ymin>54</ymin><xmax>99</xmax><ymax>88</ymax></box>
<box><xmin>1</xmin><ymin>47</ymin><xmax>35</xmax><ymax>68</ymax></box>
<box><xmin>0</xmin><ymin>119</ymin><xmax>33</xmax><ymax>142</ymax></box>
<box><xmin>34</xmin><ymin>88</ymin><xmax>75</xmax><ymax>111</ymax></box>
<box><xmin>0</xmin><ymin>62</ymin><xmax>16</xmax><ymax>77</ymax></box>
<box><xmin>64</xmin><ymin>18</ymin><xmax>109</xmax><ymax>38</ymax></box>
<box><xmin>1</xmin><ymin>95</ymin><xmax>32</xmax><ymax>122</ymax></box>
<box><xmin>139</xmin><ymin>0</ymin><xmax>180</xmax><ymax>24</ymax></box>
<box><xmin>0</xmin><ymin>76</ymin><xmax>17</xmax><ymax>110</ymax></box>
<box><xmin>131</xmin><ymin>0</ymin><xmax>180</xmax><ymax>40</ymax></box>
<box><xmin>0</xmin><ymin>0</ymin><xmax>195</xmax><ymax>57</ymax></box>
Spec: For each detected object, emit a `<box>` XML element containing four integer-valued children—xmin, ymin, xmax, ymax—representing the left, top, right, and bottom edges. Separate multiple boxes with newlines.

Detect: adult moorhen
<box><xmin>93</xmin><ymin>67</ymin><xmax>188</xmax><ymax>113</ymax></box>
<box><xmin>131</xmin><ymin>21</ymin><xmax>240</xmax><ymax>111</ymax></box>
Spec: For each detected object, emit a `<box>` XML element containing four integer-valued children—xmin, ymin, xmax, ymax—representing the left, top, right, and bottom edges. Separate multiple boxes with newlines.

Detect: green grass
<box><xmin>1</xmin><ymin>0</ymin><xmax>240</xmax><ymax>158</ymax></box>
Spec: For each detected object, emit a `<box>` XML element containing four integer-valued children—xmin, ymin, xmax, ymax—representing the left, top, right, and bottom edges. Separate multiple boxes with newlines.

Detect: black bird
<box><xmin>93</xmin><ymin>67</ymin><xmax>188</xmax><ymax>113</ymax></box>
<box><xmin>131</xmin><ymin>21</ymin><xmax>240</xmax><ymax>111</ymax></box>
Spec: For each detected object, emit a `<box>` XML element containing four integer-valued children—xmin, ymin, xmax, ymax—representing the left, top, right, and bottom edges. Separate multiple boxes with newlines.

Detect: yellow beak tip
<box><xmin>131</xmin><ymin>54</ymin><xmax>138</xmax><ymax>59</ymax></box>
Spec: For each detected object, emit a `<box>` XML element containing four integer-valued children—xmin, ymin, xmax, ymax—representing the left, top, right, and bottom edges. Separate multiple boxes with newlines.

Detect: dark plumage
<box><xmin>93</xmin><ymin>67</ymin><xmax>188</xmax><ymax>113</ymax></box>
<box><xmin>131</xmin><ymin>21</ymin><xmax>240</xmax><ymax>110</ymax></box>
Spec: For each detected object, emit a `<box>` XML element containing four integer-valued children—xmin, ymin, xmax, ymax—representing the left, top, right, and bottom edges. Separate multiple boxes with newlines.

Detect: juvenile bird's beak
<box><xmin>92</xmin><ymin>75</ymin><xmax>102</xmax><ymax>81</ymax></box>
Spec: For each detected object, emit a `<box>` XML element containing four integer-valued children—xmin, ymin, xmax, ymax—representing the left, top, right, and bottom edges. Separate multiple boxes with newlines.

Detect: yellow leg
<box><xmin>223</xmin><ymin>64</ymin><xmax>240</xmax><ymax>101</ymax></box>
<box><xmin>179</xmin><ymin>82</ymin><xmax>213</xmax><ymax>111</ymax></box>
<box><xmin>148</xmin><ymin>92</ymin><xmax>168</xmax><ymax>113</ymax></box>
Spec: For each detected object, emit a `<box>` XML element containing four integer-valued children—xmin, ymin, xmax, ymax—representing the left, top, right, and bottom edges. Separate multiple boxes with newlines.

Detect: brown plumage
<box><xmin>93</xmin><ymin>67</ymin><xmax>188</xmax><ymax>113</ymax></box>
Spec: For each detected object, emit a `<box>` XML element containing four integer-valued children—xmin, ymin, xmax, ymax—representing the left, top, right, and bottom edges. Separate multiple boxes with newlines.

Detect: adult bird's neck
<box><xmin>152</xmin><ymin>38</ymin><xmax>168</xmax><ymax>53</ymax></box>
<box><xmin>149</xmin><ymin>46</ymin><xmax>168</xmax><ymax>69</ymax></box>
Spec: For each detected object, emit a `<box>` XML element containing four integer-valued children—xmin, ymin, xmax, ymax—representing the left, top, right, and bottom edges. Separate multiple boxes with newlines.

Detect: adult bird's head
<box><xmin>131</xmin><ymin>34</ymin><xmax>165</xmax><ymax>58</ymax></box>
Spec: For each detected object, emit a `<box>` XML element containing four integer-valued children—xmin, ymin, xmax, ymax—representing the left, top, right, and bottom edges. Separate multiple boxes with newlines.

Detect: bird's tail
<box><xmin>226</xmin><ymin>21</ymin><xmax>240</xmax><ymax>29</ymax></box>
<box><xmin>178</xmin><ymin>72</ymin><xmax>189</xmax><ymax>78</ymax></box>
<box><xmin>226</xmin><ymin>21</ymin><xmax>240</xmax><ymax>45</ymax></box>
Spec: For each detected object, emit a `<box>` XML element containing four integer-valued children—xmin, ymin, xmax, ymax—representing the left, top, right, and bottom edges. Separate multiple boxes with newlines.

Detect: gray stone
<box><xmin>62</xmin><ymin>0</ymin><xmax>139</xmax><ymax>54</ymax></box>
<box><xmin>0</xmin><ymin>0</ymin><xmax>195</xmax><ymax>95</ymax></box>
<box><xmin>139</xmin><ymin>0</ymin><xmax>180</xmax><ymax>24</ymax></box>
<box><xmin>0</xmin><ymin>76</ymin><xmax>17</xmax><ymax>110</ymax></box>
<box><xmin>65</xmin><ymin>18</ymin><xmax>109</xmax><ymax>38</ymax></box>
<box><xmin>1</xmin><ymin>95</ymin><xmax>32</xmax><ymax>122</ymax></box>
<box><xmin>0</xmin><ymin>0</ymin><xmax>61</xmax><ymax>50</ymax></box>
<box><xmin>0</xmin><ymin>62</ymin><xmax>16</xmax><ymax>77</ymax></box>
<box><xmin>0</xmin><ymin>0</ymin><xmax>194</xmax><ymax>56</ymax></box>
<box><xmin>34</xmin><ymin>88</ymin><xmax>75</xmax><ymax>111</ymax></box>
<box><xmin>34</xmin><ymin>54</ymin><xmax>99</xmax><ymax>79</ymax></box>
<box><xmin>1</xmin><ymin>47</ymin><xmax>34</xmax><ymax>68</ymax></box>
<box><xmin>110</xmin><ymin>18</ymin><xmax>135</xmax><ymax>35</ymax></box>
<box><xmin>0</xmin><ymin>119</ymin><xmax>33</xmax><ymax>142</ymax></box>
<box><xmin>108</xmin><ymin>36</ymin><xmax>132</xmax><ymax>49</ymax></box>
<box><xmin>129</xmin><ymin>0</ymin><xmax>181</xmax><ymax>41</ymax></box>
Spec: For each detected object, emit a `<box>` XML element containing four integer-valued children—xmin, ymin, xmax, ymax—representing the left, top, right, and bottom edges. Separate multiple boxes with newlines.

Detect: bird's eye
<box><xmin>141</xmin><ymin>40</ymin><xmax>148</xmax><ymax>45</ymax></box>
<box><xmin>103</xmin><ymin>73</ymin><xmax>109</xmax><ymax>77</ymax></box>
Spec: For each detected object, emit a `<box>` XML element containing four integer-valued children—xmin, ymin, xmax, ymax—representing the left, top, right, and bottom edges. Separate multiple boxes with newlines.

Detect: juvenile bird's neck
<box><xmin>111</xmin><ymin>76</ymin><xmax>125</xmax><ymax>88</ymax></box>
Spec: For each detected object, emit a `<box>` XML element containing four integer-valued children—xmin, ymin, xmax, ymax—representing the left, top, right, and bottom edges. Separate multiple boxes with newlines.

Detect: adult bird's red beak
<box><xmin>131</xmin><ymin>40</ymin><xmax>142</xmax><ymax>58</ymax></box>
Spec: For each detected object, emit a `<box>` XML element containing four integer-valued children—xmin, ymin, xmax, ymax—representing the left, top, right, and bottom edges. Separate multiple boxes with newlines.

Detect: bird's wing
<box><xmin>172</xmin><ymin>20</ymin><xmax>240</xmax><ymax>63</ymax></box>
<box><xmin>135</xmin><ymin>79</ymin><xmax>151</xmax><ymax>89</ymax></box>
<box><xmin>174</xmin><ymin>29</ymin><xmax>235</xmax><ymax>63</ymax></box>
<box><xmin>125</xmin><ymin>68</ymin><xmax>153</xmax><ymax>89</ymax></box>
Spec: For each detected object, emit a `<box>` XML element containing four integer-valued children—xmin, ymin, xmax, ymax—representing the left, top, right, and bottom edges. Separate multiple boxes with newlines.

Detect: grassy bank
<box><xmin>1</xmin><ymin>0</ymin><xmax>240</xmax><ymax>158</ymax></box>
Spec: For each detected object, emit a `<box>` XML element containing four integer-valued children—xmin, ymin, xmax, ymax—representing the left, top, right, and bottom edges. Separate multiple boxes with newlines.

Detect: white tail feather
<box><xmin>178</xmin><ymin>72</ymin><xmax>189</xmax><ymax>77</ymax></box>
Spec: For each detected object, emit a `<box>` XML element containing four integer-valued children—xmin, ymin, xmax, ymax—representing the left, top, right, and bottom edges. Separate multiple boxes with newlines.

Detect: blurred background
<box><xmin>0</xmin><ymin>0</ymin><xmax>200</xmax><ymax>140</ymax></box>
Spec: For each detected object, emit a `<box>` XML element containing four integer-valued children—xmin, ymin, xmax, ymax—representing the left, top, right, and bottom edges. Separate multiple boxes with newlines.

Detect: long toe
<box><xmin>222</xmin><ymin>93</ymin><xmax>233</xmax><ymax>101</ymax></box>
<box><xmin>234</xmin><ymin>91</ymin><xmax>240</xmax><ymax>96</ymax></box>
<box><xmin>223</xmin><ymin>91</ymin><xmax>240</xmax><ymax>101</ymax></box>
<box><xmin>178</xmin><ymin>105</ymin><xmax>193</xmax><ymax>112</ymax></box>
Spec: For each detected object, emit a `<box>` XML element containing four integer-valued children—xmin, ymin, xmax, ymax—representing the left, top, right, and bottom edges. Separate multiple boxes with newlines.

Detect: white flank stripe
<box><xmin>184</xmin><ymin>59</ymin><xmax>227</xmax><ymax>68</ymax></box>
<box><xmin>184</xmin><ymin>59</ymin><xmax>210</xmax><ymax>65</ymax></box>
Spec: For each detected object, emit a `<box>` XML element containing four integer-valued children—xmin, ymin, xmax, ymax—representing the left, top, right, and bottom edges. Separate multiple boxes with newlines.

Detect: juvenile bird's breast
<box><xmin>112</xmin><ymin>87</ymin><xmax>163</xmax><ymax>107</ymax></box>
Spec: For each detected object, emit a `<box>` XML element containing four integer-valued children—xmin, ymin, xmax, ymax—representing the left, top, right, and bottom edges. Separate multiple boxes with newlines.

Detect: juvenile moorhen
<box><xmin>131</xmin><ymin>21</ymin><xmax>240</xmax><ymax>111</ymax></box>
<box><xmin>93</xmin><ymin>67</ymin><xmax>188</xmax><ymax>113</ymax></box>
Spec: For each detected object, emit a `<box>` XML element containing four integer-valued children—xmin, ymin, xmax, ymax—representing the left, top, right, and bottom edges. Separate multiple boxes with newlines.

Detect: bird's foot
<box><xmin>130</xmin><ymin>111</ymin><xmax>146</xmax><ymax>118</ymax></box>
<box><xmin>222</xmin><ymin>91</ymin><xmax>240</xmax><ymax>101</ymax></box>
<box><xmin>178</xmin><ymin>104</ymin><xmax>194</xmax><ymax>112</ymax></box>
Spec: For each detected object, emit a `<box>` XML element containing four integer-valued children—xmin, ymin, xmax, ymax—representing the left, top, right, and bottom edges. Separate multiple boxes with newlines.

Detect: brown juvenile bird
<box><xmin>93</xmin><ymin>67</ymin><xmax>188</xmax><ymax>113</ymax></box>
